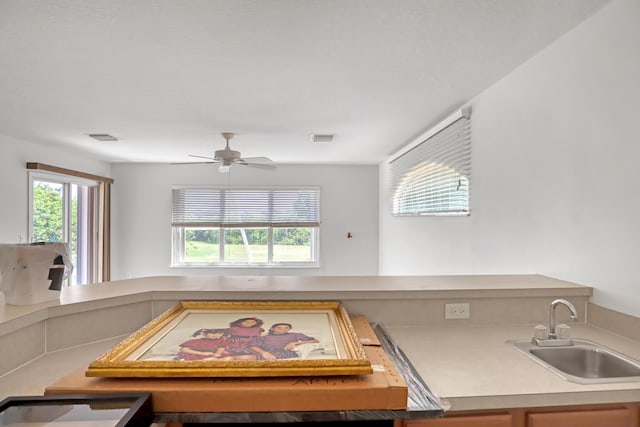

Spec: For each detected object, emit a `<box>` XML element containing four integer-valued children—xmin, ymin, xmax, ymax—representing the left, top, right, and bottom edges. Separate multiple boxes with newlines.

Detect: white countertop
<box><xmin>387</xmin><ymin>323</ymin><xmax>640</xmax><ymax>411</ymax></box>
<box><xmin>3</xmin><ymin>322</ymin><xmax>640</xmax><ymax>412</ymax></box>
<box><xmin>0</xmin><ymin>336</ymin><xmax>125</xmax><ymax>400</ymax></box>
<box><xmin>4</xmin><ymin>274</ymin><xmax>630</xmax><ymax>413</ymax></box>
<box><xmin>1</xmin><ymin>274</ymin><xmax>591</xmax><ymax>327</ymax></box>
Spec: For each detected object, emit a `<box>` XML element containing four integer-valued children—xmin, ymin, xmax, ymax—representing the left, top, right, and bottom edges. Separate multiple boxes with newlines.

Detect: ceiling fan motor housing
<box><xmin>215</xmin><ymin>148</ymin><xmax>242</xmax><ymax>165</ymax></box>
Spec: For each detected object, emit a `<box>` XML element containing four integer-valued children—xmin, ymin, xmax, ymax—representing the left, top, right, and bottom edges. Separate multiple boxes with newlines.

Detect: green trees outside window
<box><xmin>181</xmin><ymin>227</ymin><xmax>315</xmax><ymax>264</ymax></box>
<box><xmin>30</xmin><ymin>177</ymin><xmax>99</xmax><ymax>286</ymax></box>
<box><xmin>32</xmin><ymin>182</ymin><xmax>65</xmax><ymax>243</ymax></box>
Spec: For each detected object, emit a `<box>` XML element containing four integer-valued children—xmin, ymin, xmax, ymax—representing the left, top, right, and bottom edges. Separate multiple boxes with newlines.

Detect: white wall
<box><xmin>4</xmin><ymin>0</ymin><xmax>637</xmax><ymax>316</ymax></box>
<box><xmin>110</xmin><ymin>163</ymin><xmax>378</xmax><ymax>279</ymax></box>
<box><xmin>0</xmin><ymin>134</ymin><xmax>111</xmax><ymax>243</ymax></box>
<box><xmin>379</xmin><ymin>0</ymin><xmax>640</xmax><ymax>317</ymax></box>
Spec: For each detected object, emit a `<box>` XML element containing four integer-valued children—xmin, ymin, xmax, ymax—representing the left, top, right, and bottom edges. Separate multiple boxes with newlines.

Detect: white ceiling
<box><xmin>0</xmin><ymin>0</ymin><xmax>609</xmax><ymax>165</ymax></box>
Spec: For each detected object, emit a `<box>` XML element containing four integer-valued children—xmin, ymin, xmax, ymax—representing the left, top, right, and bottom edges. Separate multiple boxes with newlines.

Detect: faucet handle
<box><xmin>534</xmin><ymin>324</ymin><xmax>547</xmax><ymax>339</ymax></box>
<box><xmin>556</xmin><ymin>323</ymin><xmax>571</xmax><ymax>339</ymax></box>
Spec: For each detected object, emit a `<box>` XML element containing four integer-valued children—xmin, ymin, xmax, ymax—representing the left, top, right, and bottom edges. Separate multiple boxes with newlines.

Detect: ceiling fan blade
<box><xmin>171</xmin><ymin>161</ymin><xmax>217</xmax><ymax>165</ymax></box>
<box><xmin>241</xmin><ymin>162</ymin><xmax>277</xmax><ymax>170</ymax></box>
<box><xmin>189</xmin><ymin>154</ymin><xmax>219</xmax><ymax>161</ymax></box>
<box><xmin>239</xmin><ymin>156</ymin><xmax>272</xmax><ymax>163</ymax></box>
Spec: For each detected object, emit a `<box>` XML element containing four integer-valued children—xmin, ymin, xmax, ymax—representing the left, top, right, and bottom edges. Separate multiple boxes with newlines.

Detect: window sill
<box><xmin>170</xmin><ymin>263</ymin><xmax>321</xmax><ymax>269</ymax></box>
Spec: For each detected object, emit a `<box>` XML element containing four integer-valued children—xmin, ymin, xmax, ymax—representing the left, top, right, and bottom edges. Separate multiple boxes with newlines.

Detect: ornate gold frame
<box><xmin>86</xmin><ymin>301</ymin><xmax>372</xmax><ymax>378</ymax></box>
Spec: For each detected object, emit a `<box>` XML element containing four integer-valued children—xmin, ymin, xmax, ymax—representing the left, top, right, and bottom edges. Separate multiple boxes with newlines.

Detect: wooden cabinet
<box><xmin>403</xmin><ymin>402</ymin><xmax>640</xmax><ymax>427</ymax></box>
<box><xmin>405</xmin><ymin>414</ymin><xmax>512</xmax><ymax>427</ymax></box>
<box><xmin>527</xmin><ymin>407</ymin><xmax>635</xmax><ymax>427</ymax></box>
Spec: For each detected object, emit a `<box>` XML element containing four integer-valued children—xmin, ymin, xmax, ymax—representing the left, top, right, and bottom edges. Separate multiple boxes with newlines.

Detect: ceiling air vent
<box><xmin>88</xmin><ymin>133</ymin><xmax>118</xmax><ymax>142</ymax></box>
<box><xmin>310</xmin><ymin>134</ymin><xmax>335</xmax><ymax>143</ymax></box>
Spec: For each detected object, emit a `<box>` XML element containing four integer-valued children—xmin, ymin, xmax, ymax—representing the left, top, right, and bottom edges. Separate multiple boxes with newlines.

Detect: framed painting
<box><xmin>86</xmin><ymin>301</ymin><xmax>372</xmax><ymax>378</ymax></box>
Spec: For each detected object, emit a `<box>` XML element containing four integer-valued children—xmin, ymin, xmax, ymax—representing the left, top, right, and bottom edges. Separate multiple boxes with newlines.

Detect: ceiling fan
<box><xmin>186</xmin><ymin>132</ymin><xmax>276</xmax><ymax>173</ymax></box>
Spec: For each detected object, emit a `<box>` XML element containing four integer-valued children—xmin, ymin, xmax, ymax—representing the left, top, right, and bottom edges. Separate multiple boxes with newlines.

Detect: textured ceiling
<box><xmin>0</xmin><ymin>0</ymin><xmax>609</xmax><ymax>165</ymax></box>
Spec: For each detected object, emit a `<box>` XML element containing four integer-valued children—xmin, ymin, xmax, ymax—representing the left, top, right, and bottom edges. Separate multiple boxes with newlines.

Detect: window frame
<box><xmin>28</xmin><ymin>171</ymin><xmax>100</xmax><ymax>285</ymax></box>
<box><xmin>171</xmin><ymin>186</ymin><xmax>320</xmax><ymax>268</ymax></box>
<box><xmin>26</xmin><ymin>162</ymin><xmax>113</xmax><ymax>283</ymax></box>
<box><xmin>389</xmin><ymin>107</ymin><xmax>471</xmax><ymax>216</ymax></box>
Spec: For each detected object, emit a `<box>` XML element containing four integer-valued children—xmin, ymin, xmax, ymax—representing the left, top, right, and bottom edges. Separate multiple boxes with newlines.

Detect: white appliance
<box><xmin>0</xmin><ymin>242</ymin><xmax>72</xmax><ymax>305</ymax></box>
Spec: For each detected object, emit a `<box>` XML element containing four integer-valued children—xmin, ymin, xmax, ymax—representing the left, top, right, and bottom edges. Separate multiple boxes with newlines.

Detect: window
<box><xmin>27</xmin><ymin>163</ymin><xmax>112</xmax><ymax>285</ymax></box>
<box><xmin>171</xmin><ymin>187</ymin><xmax>320</xmax><ymax>267</ymax></box>
<box><xmin>389</xmin><ymin>108</ymin><xmax>471</xmax><ymax>216</ymax></box>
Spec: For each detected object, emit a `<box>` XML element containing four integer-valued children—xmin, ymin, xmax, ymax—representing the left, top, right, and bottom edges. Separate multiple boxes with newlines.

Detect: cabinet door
<box><xmin>405</xmin><ymin>414</ymin><xmax>512</xmax><ymax>427</ymax></box>
<box><xmin>527</xmin><ymin>408</ymin><xmax>634</xmax><ymax>427</ymax></box>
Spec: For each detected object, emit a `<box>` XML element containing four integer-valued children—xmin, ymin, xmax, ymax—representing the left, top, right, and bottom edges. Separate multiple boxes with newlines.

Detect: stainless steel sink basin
<box><xmin>508</xmin><ymin>338</ymin><xmax>640</xmax><ymax>384</ymax></box>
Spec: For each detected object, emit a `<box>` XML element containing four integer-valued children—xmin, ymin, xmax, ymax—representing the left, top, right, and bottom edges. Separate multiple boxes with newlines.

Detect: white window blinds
<box><xmin>172</xmin><ymin>187</ymin><xmax>321</xmax><ymax>228</ymax></box>
<box><xmin>389</xmin><ymin>108</ymin><xmax>471</xmax><ymax>216</ymax></box>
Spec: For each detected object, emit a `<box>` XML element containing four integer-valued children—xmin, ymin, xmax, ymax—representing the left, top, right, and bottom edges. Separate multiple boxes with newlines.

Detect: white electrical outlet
<box><xmin>445</xmin><ymin>303</ymin><xmax>470</xmax><ymax>319</ymax></box>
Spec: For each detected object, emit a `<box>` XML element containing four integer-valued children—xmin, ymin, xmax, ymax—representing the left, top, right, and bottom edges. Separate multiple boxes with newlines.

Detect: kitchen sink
<box><xmin>508</xmin><ymin>338</ymin><xmax>640</xmax><ymax>384</ymax></box>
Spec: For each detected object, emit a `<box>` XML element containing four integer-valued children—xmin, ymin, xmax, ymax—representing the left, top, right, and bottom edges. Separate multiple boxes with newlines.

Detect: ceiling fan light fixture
<box><xmin>310</xmin><ymin>134</ymin><xmax>335</xmax><ymax>144</ymax></box>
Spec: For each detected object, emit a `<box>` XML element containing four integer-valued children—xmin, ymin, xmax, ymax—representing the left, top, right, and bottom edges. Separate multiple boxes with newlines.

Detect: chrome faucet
<box><xmin>532</xmin><ymin>298</ymin><xmax>578</xmax><ymax>346</ymax></box>
<box><xmin>548</xmin><ymin>298</ymin><xmax>578</xmax><ymax>339</ymax></box>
